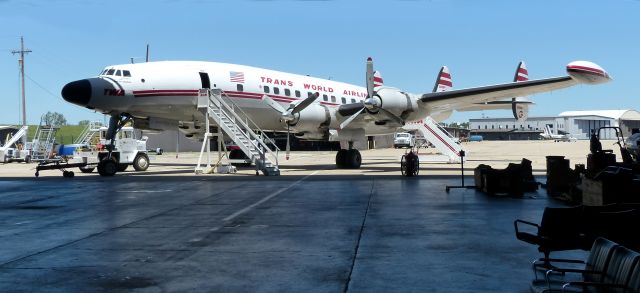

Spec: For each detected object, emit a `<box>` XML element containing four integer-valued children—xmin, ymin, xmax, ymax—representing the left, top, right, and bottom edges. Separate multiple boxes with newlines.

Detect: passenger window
<box><xmin>331</xmin><ymin>96</ymin><xmax>336</xmax><ymax>103</ymax></box>
<box><xmin>264</xmin><ymin>86</ymin><xmax>270</xmax><ymax>94</ymax></box>
<box><xmin>115</xmin><ymin>70</ymin><xmax>122</xmax><ymax>76</ymax></box>
<box><xmin>323</xmin><ymin>94</ymin><xmax>328</xmax><ymax>101</ymax></box>
<box><xmin>341</xmin><ymin>97</ymin><xmax>346</xmax><ymax>104</ymax></box>
<box><xmin>295</xmin><ymin>90</ymin><xmax>301</xmax><ymax>98</ymax></box>
<box><xmin>107</xmin><ymin>69</ymin><xmax>115</xmax><ymax>75</ymax></box>
<box><xmin>351</xmin><ymin>99</ymin><xmax>356</xmax><ymax>103</ymax></box>
<box><xmin>237</xmin><ymin>84</ymin><xmax>244</xmax><ymax>92</ymax></box>
<box><xmin>123</xmin><ymin>70</ymin><xmax>131</xmax><ymax>77</ymax></box>
<box><xmin>274</xmin><ymin>87</ymin><xmax>280</xmax><ymax>95</ymax></box>
<box><xmin>285</xmin><ymin>89</ymin><xmax>291</xmax><ymax>96</ymax></box>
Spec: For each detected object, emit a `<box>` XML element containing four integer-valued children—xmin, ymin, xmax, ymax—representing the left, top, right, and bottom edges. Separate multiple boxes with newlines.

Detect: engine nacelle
<box><xmin>370</xmin><ymin>87</ymin><xmax>417</xmax><ymax>117</ymax></box>
<box><xmin>566</xmin><ymin>61</ymin><xmax>611</xmax><ymax>84</ymax></box>
<box><xmin>328</xmin><ymin>128</ymin><xmax>365</xmax><ymax>142</ymax></box>
<box><xmin>289</xmin><ymin>103</ymin><xmax>331</xmax><ymax>133</ymax></box>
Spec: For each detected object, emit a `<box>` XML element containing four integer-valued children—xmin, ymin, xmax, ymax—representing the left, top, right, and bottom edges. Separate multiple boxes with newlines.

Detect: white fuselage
<box><xmin>85</xmin><ymin>61</ymin><xmax>428</xmax><ymax>137</ymax></box>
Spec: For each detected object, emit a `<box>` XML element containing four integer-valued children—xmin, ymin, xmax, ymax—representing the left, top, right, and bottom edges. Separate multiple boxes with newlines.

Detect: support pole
<box><xmin>12</xmin><ymin>36</ymin><xmax>31</xmax><ymax>145</ymax></box>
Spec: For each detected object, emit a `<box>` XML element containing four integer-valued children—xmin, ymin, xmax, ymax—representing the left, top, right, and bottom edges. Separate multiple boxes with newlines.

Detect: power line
<box><xmin>24</xmin><ymin>74</ymin><xmax>59</xmax><ymax>99</ymax></box>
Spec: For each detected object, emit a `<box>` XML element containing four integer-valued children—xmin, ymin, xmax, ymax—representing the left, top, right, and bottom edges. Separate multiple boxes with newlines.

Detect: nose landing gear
<box><xmin>97</xmin><ymin>113</ymin><xmax>131</xmax><ymax>177</ymax></box>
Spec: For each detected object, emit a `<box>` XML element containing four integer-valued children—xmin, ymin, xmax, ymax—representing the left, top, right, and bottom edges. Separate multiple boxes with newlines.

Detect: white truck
<box><xmin>393</xmin><ymin>132</ymin><xmax>415</xmax><ymax>149</ymax></box>
<box><xmin>36</xmin><ymin>126</ymin><xmax>151</xmax><ymax>177</ymax></box>
<box><xmin>73</xmin><ymin>126</ymin><xmax>150</xmax><ymax>174</ymax></box>
<box><xmin>0</xmin><ymin>126</ymin><xmax>31</xmax><ymax>163</ymax></box>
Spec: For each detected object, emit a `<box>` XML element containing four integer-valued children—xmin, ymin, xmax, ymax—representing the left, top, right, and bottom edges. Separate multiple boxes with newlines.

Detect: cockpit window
<box><xmin>106</xmin><ymin>69</ymin><xmax>115</xmax><ymax>75</ymax></box>
<box><xmin>123</xmin><ymin>70</ymin><xmax>131</xmax><ymax>77</ymax></box>
<box><xmin>101</xmin><ymin>69</ymin><xmax>108</xmax><ymax>75</ymax></box>
<box><xmin>115</xmin><ymin>70</ymin><xmax>122</xmax><ymax>76</ymax></box>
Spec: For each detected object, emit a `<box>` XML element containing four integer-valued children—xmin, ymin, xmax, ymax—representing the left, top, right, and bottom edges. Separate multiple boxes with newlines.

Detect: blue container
<box><xmin>59</xmin><ymin>145</ymin><xmax>77</xmax><ymax>156</ymax></box>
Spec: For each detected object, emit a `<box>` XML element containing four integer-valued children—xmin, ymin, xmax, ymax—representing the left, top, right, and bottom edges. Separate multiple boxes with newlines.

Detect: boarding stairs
<box><xmin>29</xmin><ymin>122</ymin><xmax>59</xmax><ymax>162</ymax></box>
<box><xmin>196</xmin><ymin>88</ymin><xmax>280</xmax><ymax>175</ymax></box>
<box><xmin>404</xmin><ymin>117</ymin><xmax>464</xmax><ymax>163</ymax></box>
<box><xmin>0</xmin><ymin>126</ymin><xmax>28</xmax><ymax>150</ymax></box>
<box><xmin>74</xmin><ymin>121</ymin><xmax>103</xmax><ymax>145</ymax></box>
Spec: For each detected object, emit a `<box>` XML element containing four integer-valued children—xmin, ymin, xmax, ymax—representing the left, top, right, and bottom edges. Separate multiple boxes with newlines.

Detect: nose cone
<box><xmin>61</xmin><ymin>79</ymin><xmax>92</xmax><ymax>106</ymax></box>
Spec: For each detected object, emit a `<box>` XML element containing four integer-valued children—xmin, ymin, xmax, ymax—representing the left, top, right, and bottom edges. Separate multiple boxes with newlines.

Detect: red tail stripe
<box><xmin>440</xmin><ymin>72</ymin><xmax>451</xmax><ymax>79</ymax></box>
<box><xmin>438</xmin><ymin>80</ymin><xmax>453</xmax><ymax>87</ymax></box>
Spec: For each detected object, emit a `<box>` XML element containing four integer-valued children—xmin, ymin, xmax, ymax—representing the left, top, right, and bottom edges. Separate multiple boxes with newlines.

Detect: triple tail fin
<box><xmin>513</xmin><ymin>61</ymin><xmax>528</xmax><ymax>82</ymax></box>
<box><xmin>433</xmin><ymin>66</ymin><xmax>452</xmax><ymax>93</ymax></box>
<box><xmin>512</xmin><ymin>61</ymin><xmax>530</xmax><ymax>121</ymax></box>
<box><xmin>373</xmin><ymin>71</ymin><xmax>384</xmax><ymax>90</ymax></box>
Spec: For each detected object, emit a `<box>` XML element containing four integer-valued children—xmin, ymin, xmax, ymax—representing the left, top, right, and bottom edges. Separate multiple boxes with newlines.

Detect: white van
<box><xmin>394</xmin><ymin>132</ymin><xmax>414</xmax><ymax>148</ymax></box>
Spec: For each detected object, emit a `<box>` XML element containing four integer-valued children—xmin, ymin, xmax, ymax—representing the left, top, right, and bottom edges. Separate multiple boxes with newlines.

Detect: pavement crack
<box><xmin>343</xmin><ymin>177</ymin><xmax>375</xmax><ymax>293</ymax></box>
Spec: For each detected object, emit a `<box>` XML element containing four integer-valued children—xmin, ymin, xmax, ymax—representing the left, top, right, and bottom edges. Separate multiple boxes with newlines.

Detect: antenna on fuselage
<box><xmin>145</xmin><ymin>44</ymin><xmax>150</xmax><ymax>62</ymax></box>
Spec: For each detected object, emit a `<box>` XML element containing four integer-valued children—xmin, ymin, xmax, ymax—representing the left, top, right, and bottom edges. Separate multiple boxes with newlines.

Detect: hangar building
<box><xmin>469</xmin><ymin>109</ymin><xmax>640</xmax><ymax>140</ymax></box>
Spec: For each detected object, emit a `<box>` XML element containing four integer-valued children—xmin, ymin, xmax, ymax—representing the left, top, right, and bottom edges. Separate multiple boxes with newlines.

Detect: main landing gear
<box><xmin>335</xmin><ymin>141</ymin><xmax>361</xmax><ymax>169</ymax></box>
<box><xmin>98</xmin><ymin>113</ymin><xmax>131</xmax><ymax>177</ymax></box>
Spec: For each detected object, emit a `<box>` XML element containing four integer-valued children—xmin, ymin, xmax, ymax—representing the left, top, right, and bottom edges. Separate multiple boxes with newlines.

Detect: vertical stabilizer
<box><xmin>512</xmin><ymin>61</ymin><xmax>530</xmax><ymax>121</ymax></box>
<box><xmin>433</xmin><ymin>66</ymin><xmax>452</xmax><ymax>93</ymax></box>
<box><xmin>513</xmin><ymin>61</ymin><xmax>528</xmax><ymax>82</ymax></box>
<box><xmin>373</xmin><ymin>71</ymin><xmax>384</xmax><ymax>90</ymax></box>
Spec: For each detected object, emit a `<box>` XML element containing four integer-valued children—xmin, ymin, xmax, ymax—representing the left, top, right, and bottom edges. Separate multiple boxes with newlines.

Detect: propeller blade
<box><xmin>291</xmin><ymin>92</ymin><xmax>319</xmax><ymax>114</ymax></box>
<box><xmin>366</xmin><ymin>57</ymin><xmax>375</xmax><ymax>98</ymax></box>
<box><xmin>339</xmin><ymin>107</ymin><xmax>365</xmax><ymax>130</ymax></box>
<box><xmin>286</xmin><ymin>124</ymin><xmax>291</xmax><ymax>160</ymax></box>
<box><xmin>377</xmin><ymin>107</ymin><xmax>405</xmax><ymax>126</ymax></box>
<box><xmin>262</xmin><ymin>94</ymin><xmax>286</xmax><ymax>114</ymax></box>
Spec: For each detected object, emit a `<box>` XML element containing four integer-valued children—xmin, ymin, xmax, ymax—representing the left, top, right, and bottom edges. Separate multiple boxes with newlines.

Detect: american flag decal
<box><xmin>229</xmin><ymin>71</ymin><xmax>245</xmax><ymax>83</ymax></box>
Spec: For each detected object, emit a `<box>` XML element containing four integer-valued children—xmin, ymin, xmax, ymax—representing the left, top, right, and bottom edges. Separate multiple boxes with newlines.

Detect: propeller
<box><xmin>262</xmin><ymin>92</ymin><xmax>319</xmax><ymax>160</ymax></box>
<box><xmin>339</xmin><ymin>57</ymin><xmax>405</xmax><ymax>130</ymax></box>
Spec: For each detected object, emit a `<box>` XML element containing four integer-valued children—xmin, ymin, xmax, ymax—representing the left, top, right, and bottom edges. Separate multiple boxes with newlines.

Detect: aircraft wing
<box><xmin>420</xmin><ymin>61</ymin><xmax>610</xmax><ymax>114</ymax></box>
<box><xmin>420</xmin><ymin>76</ymin><xmax>575</xmax><ymax>113</ymax></box>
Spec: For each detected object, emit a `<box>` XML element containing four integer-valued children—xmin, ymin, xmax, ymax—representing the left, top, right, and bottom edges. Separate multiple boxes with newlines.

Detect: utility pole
<box><xmin>12</xmin><ymin>36</ymin><xmax>31</xmax><ymax>145</ymax></box>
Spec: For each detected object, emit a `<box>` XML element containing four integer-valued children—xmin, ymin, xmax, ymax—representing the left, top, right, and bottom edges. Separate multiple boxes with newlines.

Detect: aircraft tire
<box><xmin>98</xmin><ymin>159</ymin><xmax>117</xmax><ymax>177</ymax></box>
<box><xmin>335</xmin><ymin>149</ymin><xmax>347</xmax><ymax>168</ymax></box>
<box><xmin>117</xmin><ymin>164</ymin><xmax>129</xmax><ymax>172</ymax></box>
<box><xmin>345</xmin><ymin>149</ymin><xmax>362</xmax><ymax>169</ymax></box>
<box><xmin>133</xmin><ymin>153</ymin><xmax>149</xmax><ymax>171</ymax></box>
<box><xmin>24</xmin><ymin>155</ymin><xmax>31</xmax><ymax>164</ymax></box>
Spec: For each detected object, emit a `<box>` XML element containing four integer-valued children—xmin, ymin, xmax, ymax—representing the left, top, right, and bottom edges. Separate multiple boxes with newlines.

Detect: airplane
<box><xmin>61</xmin><ymin>58</ymin><xmax>610</xmax><ymax>176</ymax></box>
<box><xmin>540</xmin><ymin>124</ymin><xmax>577</xmax><ymax>142</ymax></box>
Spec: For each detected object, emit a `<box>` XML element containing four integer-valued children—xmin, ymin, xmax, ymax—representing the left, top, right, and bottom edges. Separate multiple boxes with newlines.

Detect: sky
<box><xmin>0</xmin><ymin>0</ymin><xmax>638</xmax><ymax>125</ymax></box>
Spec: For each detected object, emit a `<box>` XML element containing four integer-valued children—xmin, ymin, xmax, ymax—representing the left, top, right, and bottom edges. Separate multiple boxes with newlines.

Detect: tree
<box><xmin>78</xmin><ymin>120</ymin><xmax>90</xmax><ymax>126</ymax></box>
<box><xmin>42</xmin><ymin>111</ymin><xmax>67</xmax><ymax>126</ymax></box>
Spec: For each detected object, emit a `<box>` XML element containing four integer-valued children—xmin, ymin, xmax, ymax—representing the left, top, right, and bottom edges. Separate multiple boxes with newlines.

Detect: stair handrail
<box><xmin>204</xmin><ymin>89</ymin><xmax>279</xmax><ymax>167</ymax></box>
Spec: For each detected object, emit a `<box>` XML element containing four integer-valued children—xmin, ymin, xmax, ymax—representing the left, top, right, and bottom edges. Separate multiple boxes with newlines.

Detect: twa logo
<box><xmin>104</xmin><ymin>89</ymin><xmax>125</xmax><ymax>96</ymax></box>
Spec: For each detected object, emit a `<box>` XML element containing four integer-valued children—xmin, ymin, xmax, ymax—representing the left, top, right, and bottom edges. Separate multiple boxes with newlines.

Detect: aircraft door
<box><xmin>199</xmin><ymin>72</ymin><xmax>211</xmax><ymax>89</ymax></box>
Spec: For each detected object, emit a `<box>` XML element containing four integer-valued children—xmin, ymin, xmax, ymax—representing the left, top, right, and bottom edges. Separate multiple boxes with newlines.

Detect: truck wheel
<box><xmin>24</xmin><ymin>155</ymin><xmax>31</xmax><ymax>164</ymax></box>
<box><xmin>117</xmin><ymin>164</ymin><xmax>129</xmax><ymax>172</ymax></box>
<box><xmin>79</xmin><ymin>166</ymin><xmax>95</xmax><ymax>173</ymax></box>
<box><xmin>133</xmin><ymin>153</ymin><xmax>149</xmax><ymax>171</ymax></box>
<box><xmin>98</xmin><ymin>159</ymin><xmax>117</xmax><ymax>176</ymax></box>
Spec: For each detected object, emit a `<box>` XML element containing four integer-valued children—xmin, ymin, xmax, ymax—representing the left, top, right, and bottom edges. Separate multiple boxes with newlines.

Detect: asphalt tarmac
<box><xmin>0</xmin><ymin>141</ymin><xmax>592</xmax><ymax>292</ymax></box>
